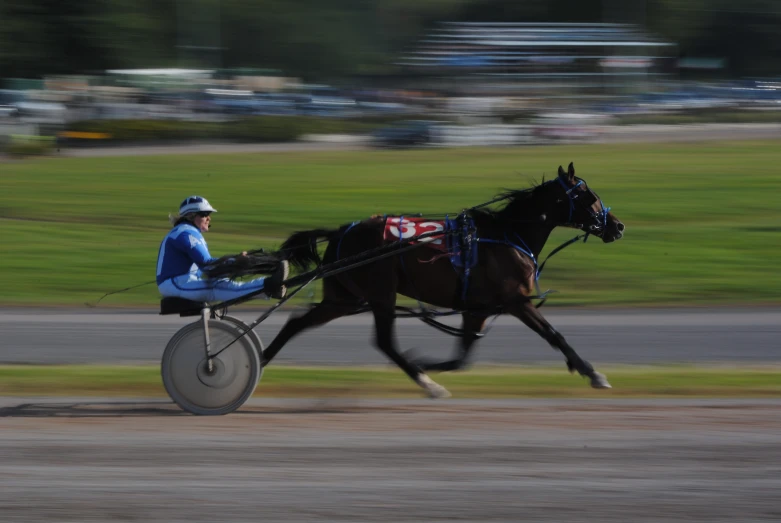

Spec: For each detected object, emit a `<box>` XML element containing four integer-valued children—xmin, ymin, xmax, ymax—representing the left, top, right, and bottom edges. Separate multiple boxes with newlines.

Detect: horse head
<box><xmin>547</xmin><ymin>162</ymin><xmax>624</xmax><ymax>243</ymax></box>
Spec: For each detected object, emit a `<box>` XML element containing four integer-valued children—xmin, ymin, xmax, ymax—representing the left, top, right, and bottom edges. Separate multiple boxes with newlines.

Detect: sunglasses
<box><xmin>196</xmin><ymin>212</ymin><xmax>212</xmax><ymax>218</ymax></box>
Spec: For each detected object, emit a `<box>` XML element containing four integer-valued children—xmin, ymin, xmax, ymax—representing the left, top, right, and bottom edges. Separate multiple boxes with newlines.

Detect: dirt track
<box><xmin>1</xmin><ymin>398</ymin><xmax>779</xmax><ymax>522</ymax></box>
<box><xmin>3</xmin><ymin>125</ymin><xmax>781</xmax><ymax>521</ymax></box>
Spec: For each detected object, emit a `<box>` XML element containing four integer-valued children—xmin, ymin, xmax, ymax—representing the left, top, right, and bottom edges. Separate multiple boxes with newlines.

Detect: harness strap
<box><xmin>477</xmin><ymin>231</ymin><xmax>585</xmax><ymax>308</ymax></box>
<box><xmin>459</xmin><ymin>212</ymin><xmax>476</xmax><ymax>303</ymax></box>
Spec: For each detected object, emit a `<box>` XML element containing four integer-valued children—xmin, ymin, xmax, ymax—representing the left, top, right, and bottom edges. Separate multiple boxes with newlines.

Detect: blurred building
<box><xmin>397</xmin><ymin>22</ymin><xmax>676</xmax><ymax>99</ymax></box>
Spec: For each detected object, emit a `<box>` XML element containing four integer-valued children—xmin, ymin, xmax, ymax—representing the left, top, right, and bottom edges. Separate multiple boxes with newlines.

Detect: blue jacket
<box><xmin>156</xmin><ymin>223</ymin><xmax>217</xmax><ymax>284</ymax></box>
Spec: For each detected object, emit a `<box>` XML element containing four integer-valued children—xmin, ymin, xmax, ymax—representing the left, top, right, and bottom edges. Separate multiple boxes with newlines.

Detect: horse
<box><xmin>262</xmin><ymin>162</ymin><xmax>625</xmax><ymax>398</ymax></box>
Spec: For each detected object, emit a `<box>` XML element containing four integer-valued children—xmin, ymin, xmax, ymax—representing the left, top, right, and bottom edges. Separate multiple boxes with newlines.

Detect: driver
<box><xmin>156</xmin><ymin>195</ymin><xmax>288</xmax><ymax>302</ymax></box>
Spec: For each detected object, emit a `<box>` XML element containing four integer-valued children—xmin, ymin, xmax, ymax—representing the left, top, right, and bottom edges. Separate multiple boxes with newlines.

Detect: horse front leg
<box><xmin>416</xmin><ymin>313</ymin><xmax>488</xmax><ymax>372</ymax></box>
<box><xmin>505</xmin><ymin>298</ymin><xmax>611</xmax><ymax>389</ymax></box>
<box><xmin>261</xmin><ymin>301</ymin><xmax>354</xmax><ymax>367</ymax></box>
<box><xmin>370</xmin><ymin>301</ymin><xmax>451</xmax><ymax>399</ymax></box>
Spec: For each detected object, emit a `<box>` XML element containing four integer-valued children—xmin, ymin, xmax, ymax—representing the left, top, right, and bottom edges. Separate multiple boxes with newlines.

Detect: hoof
<box><xmin>590</xmin><ymin>371</ymin><xmax>612</xmax><ymax>389</ymax></box>
<box><xmin>416</xmin><ymin>374</ymin><xmax>451</xmax><ymax>399</ymax></box>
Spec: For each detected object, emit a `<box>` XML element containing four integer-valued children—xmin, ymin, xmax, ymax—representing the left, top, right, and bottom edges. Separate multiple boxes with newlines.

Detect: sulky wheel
<box><xmin>161</xmin><ymin>319</ymin><xmax>261</xmax><ymax>415</ymax></box>
<box><xmin>219</xmin><ymin>315</ymin><xmax>264</xmax><ymax>355</ymax></box>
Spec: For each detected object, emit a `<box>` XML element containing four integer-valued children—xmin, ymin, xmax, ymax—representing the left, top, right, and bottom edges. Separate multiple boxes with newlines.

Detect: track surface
<box><xmin>1</xmin><ymin>398</ymin><xmax>780</xmax><ymax>522</ymax></box>
<box><xmin>1</xmin><ymin>307</ymin><xmax>779</xmax><ymax>366</ymax></box>
<box><xmin>4</xmin><ymin>128</ymin><xmax>781</xmax><ymax>522</ymax></box>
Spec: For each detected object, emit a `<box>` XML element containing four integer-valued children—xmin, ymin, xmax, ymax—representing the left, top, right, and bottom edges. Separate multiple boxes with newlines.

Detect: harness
<box><xmin>447</xmin><ymin>177</ymin><xmax>612</xmax><ymax>307</ymax></box>
<box><xmin>444</xmin><ymin>214</ymin><xmax>478</xmax><ymax>302</ymax></box>
<box><xmin>298</xmin><ymin>176</ymin><xmax>612</xmax><ymax>338</ymax></box>
<box><xmin>440</xmin><ymin>211</ymin><xmax>558</xmax><ymax>307</ymax></box>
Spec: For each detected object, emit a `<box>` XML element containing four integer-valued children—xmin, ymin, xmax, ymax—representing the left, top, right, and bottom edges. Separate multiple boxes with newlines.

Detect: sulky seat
<box><xmin>159</xmin><ymin>297</ymin><xmax>208</xmax><ymax>317</ymax></box>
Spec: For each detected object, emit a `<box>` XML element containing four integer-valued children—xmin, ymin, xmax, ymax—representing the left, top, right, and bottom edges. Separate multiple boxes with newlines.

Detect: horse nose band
<box><xmin>591</xmin><ymin>201</ymin><xmax>610</xmax><ymax>233</ymax></box>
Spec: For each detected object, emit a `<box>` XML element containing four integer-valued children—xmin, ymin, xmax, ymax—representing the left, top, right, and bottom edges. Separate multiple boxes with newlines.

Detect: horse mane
<box><xmin>469</xmin><ymin>178</ymin><xmax>545</xmax><ymax>224</ymax></box>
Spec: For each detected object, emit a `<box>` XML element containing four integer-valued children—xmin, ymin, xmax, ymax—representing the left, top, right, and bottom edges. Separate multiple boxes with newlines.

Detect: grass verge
<box><xmin>2</xmin><ymin>140</ymin><xmax>781</xmax><ymax>307</ymax></box>
<box><xmin>2</xmin><ymin>365</ymin><xmax>780</xmax><ymax>399</ymax></box>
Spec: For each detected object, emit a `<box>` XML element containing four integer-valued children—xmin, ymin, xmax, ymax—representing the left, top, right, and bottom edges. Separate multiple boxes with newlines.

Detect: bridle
<box><xmin>555</xmin><ymin>176</ymin><xmax>611</xmax><ymax>237</ymax></box>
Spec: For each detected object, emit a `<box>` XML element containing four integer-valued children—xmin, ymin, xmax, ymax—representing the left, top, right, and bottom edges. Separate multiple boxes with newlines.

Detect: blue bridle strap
<box><xmin>555</xmin><ymin>177</ymin><xmax>610</xmax><ymax>233</ymax></box>
<box><xmin>556</xmin><ymin>177</ymin><xmax>582</xmax><ymax>223</ymax></box>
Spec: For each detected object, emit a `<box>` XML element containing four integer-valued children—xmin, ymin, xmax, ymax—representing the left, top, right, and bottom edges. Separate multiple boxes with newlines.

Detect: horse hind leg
<box><xmin>369</xmin><ymin>301</ymin><xmax>451</xmax><ymax>399</ymax></box>
<box><xmin>415</xmin><ymin>313</ymin><xmax>488</xmax><ymax>372</ymax></box>
<box><xmin>505</xmin><ymin>298</ymin><xmax>611</xmax><ymax>389</ymax></box>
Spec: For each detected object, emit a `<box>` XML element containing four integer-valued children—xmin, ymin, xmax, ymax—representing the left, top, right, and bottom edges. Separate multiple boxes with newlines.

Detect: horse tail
<box><xmin>280</xmin><ymin>228</ymin><xmax>338</xmax><ymax>271</ymax></box>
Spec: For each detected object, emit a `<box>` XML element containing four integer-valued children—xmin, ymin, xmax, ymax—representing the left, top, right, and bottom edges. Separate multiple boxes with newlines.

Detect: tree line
<box><xmin>1</xmin><ymin>0</ymin><xmax>780</xmax><ymax>82</ymax></box>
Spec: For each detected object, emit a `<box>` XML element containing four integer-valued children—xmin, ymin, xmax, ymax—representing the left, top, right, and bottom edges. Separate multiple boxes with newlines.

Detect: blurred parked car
<box><xmin>0</xmin><ymin>90</ymin><xmax>24</xmax><ymax>118</ymax></box>
<box><xmin>0</xmin><ymin>105</ymin><xmax>19</xmax><ymax>118</ymax></box>
<box><xmin>531</xmin><ymin>113</ymin><xmax>611</xmax><ymax>143</ymax></box>
<box><xmin>370</xmin><ymin>120</ymin><xmax>437</xmax><ymax>148</ymax></box>
<box><xmin>0</xmin><ymin>89</ymin><xmax>67</xmax><ymax>123</ymax></box>
<box><xmin>200</xmin><ymin>89</ymin><xmax>263</xmax><ymax>115</ymax></box>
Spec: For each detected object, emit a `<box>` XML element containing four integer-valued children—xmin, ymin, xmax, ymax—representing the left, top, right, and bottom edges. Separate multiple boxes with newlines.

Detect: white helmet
<box><xmin>179</xmin><ymin>195</ymin><xmax>217</xmax><ymax>215</ymax></box>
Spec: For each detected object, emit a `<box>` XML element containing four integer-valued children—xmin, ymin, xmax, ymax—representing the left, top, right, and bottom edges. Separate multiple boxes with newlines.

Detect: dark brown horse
<box><xmin>263</xmin><ymin>162</ymin><xmax>625</xmax><ymax>398</ymax></box>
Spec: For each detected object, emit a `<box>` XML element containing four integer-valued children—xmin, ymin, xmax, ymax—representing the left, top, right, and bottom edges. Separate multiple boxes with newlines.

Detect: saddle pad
<box><xmin>383</xmin><ymin>217</ymin><xmax>447</xmax><ymax>252</ymax></box>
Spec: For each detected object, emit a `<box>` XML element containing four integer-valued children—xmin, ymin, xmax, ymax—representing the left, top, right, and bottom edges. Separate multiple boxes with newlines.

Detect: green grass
<box><xmin>2</xmin><ymin>140</ymin><xmax>781</xmax><ymax>307</ymax></box>
<box><xmin>1</xmin><ymin>365</ymin><xmax>780</xmax><ymax>398</ymax></box>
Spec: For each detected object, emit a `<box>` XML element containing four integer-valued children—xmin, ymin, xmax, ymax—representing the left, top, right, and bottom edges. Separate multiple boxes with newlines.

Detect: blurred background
<box><xmin>2</xmin><ymin>7</ymin><xmax>781</xmax><ymax>520</ymax></box>
<box><xmin>2</xmin><ymin>0</ymin><xmax>781</xmax><ymax>310</ymax></box>
<box><xmin>1</xmin><ymin>0</ymin><xmax>781</xmax><ymax>152</ymax></box>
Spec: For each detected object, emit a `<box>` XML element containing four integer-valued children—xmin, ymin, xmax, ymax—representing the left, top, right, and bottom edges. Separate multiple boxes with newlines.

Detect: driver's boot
<box><xmin>263</xmin><ymin>260</ymin><xmax>289</xmax><ymax>299</ymax></box>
